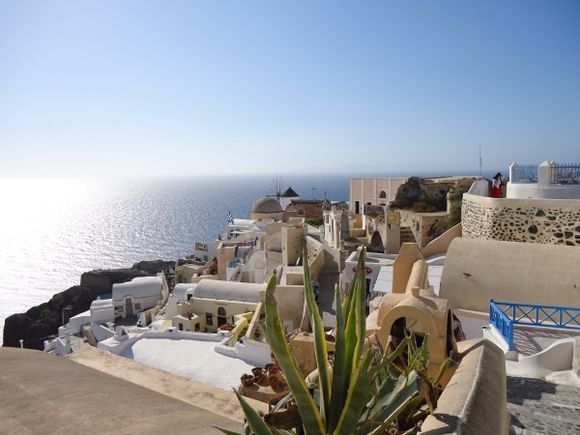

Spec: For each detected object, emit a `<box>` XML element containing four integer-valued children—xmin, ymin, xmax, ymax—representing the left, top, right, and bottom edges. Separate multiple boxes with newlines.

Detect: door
<box><xmin>125</xmin><ymin>298</ymin><xmax>133</xmax><ymax>318</ymax></box>
<box><xmin>217</xmin><ymin>307</ymin><xmax>227</xmax><ymax>327</ymax></box>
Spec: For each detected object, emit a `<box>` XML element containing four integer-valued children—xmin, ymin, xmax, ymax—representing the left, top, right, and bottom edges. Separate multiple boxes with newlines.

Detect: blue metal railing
<box><xmin>490</xmin><ymin>300</ymin><xmax>515</xmax><ymax>350</ymax></box>
<box><xmin>490</xmin><ymin>299</ymin><xmax>580</xmax><ymax>351</ymax></box>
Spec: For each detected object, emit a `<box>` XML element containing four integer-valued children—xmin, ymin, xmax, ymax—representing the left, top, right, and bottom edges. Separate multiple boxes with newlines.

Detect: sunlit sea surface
<box><xmin>0</xmin><ymin>176</ymin><xmax>350</xmax><ymax>344</ymax></box>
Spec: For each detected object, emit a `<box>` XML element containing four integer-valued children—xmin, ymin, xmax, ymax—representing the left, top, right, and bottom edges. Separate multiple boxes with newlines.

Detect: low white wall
<box><xmin>91</xmin><ymin>322</ymin><xmax>115</xmax><ymax>342</ymax></box>
<box><xmin>214</xmin><ymin>337</ymin><xmax>272</xmax><ymax>367</ymax></box>
<box><xmin>60</xmin><ymin>310</ymin><xmax>92</xmax><ymax>337</ymax></box>
<box><xmin>508</xmin><ymin>182</ymin><xmax>580</xmax><ymax>199</ymax></box>
<box><xmin>98</xmin><ymin>329</ymin><xmax>225</xmax><ymax>355</ymax></box>
<box><xmin>455</xmin><ymin>309</ymin><xmax>488</xmax><ymax>340</ymax></box>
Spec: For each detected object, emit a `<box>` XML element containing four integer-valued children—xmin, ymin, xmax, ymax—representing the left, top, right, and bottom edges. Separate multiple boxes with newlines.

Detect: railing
<box><xmin>490</xmin><ymin>299</ymin><xmax>580</xmax><ymax>351</ymax></box>
<box><xmin>552</xmin><ymin>163</ymin><xmax>580</xmax><ymax>185</ymax></box>
<box><xmin>511</xmin><ymin>164</ymin><xmax>538</xmax><ymax>183</ymax></box>
<box><xmin>490</xmin><ymin>300</ymin><xmax>514</xmax><ymax>351</ymax></box>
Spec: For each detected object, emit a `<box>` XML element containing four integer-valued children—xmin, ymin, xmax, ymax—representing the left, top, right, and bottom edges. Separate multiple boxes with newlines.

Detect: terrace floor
<box><xmin>119</xmin><ymin>337</ymin><xmax>255</xmax><ymax>390</ymax></box>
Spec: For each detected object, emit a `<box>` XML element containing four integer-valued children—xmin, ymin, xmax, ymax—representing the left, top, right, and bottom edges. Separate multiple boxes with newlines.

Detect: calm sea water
<box><xmin>0</xmin><ymin>175</ymin><xmax>349</xmax><ymax>343</ymax></box>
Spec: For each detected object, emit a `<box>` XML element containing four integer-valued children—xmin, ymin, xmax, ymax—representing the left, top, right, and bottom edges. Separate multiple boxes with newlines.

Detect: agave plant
<box><xmin>220</xmin><ymin>246</ymin><xmax>450</xmax><ymax>435</ymax></box>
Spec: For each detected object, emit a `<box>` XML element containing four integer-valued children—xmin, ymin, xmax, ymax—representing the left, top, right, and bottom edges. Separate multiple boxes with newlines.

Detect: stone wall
<box><xmin>462</xmin><ymin>193</ymin><xmax>580</xmax><ymax>246</ymax></box>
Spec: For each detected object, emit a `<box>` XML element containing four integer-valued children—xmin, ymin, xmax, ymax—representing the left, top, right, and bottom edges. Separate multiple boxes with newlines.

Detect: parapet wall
<box><xmin>462</xmin><ymin>193</ymin><xmax>580</xmax><ymax>246</ymax></box>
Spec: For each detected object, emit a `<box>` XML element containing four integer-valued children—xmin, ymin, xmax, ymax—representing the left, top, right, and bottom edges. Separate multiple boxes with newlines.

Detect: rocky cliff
<box><xmin>3</xmin><ymin>260</ymin><xmax>175</xmax><ymax>350</ymax></box>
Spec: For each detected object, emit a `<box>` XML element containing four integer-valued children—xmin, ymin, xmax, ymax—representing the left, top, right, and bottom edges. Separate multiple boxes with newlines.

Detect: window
<box><xmin>134</xmin><ymin>303</ymin><xmax>141</xmax><ymax>311</ymax></box>
<box><xmin>206</xmin><ymin>313</ymin><xmax>213</xmax><ymax>326</ymax></box>
<box><xmin>218</xmin><ymin>307</ymin><xmax>226</xmax><ymax>316</ymax></box>
<box><xmin>178</xmin><ymin>323</ymin><xmax>183</xmax><ymax>331</ymax></box>
<box><xmin>195</xmin><ymin>323</ymin><xmax>200</xmax><ymax>332</ymax></box>
<box><xmin>187</xmin><ymin>294</ymin><xmax>193</xmax><ymax>301</ymax></box>
<box><xmin>379</xmin><ymin>190</ymin><xmax>387</xmax><ymax>199</ymax></box>
<box><xmin>355</xmin><ymin>201</ymin><xmax>360</xmax><ymax>214</ymax></box>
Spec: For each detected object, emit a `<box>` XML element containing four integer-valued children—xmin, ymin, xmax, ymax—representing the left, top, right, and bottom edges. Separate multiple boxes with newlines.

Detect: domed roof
<box><xmin>251</xmin><ymin>196</ymin><xmax>283</xmax><ymax>214</ymax></box>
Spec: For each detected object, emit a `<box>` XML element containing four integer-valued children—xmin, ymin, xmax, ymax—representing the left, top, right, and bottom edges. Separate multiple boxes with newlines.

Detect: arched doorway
<box><xmin>369</xmin><ymin>231</ymin><xmax>384</xmax><ymax>253</ymax></box>
<box><xmin>217</xmin><ymin>307</ymin><xmax>227</xmax><ymax>327</ymax></box>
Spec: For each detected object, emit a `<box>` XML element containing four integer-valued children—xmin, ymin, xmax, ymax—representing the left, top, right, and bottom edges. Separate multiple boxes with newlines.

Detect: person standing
<box><xmin>490</xmin><ymin>172</ymin><xmax>503</xmax><ymax>198</ymax></box>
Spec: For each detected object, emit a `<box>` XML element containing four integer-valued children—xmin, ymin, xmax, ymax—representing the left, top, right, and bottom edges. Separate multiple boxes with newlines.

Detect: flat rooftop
<box><xmin>119</xmin><ymin>337</ymin><xmax>255</xmax><ymax>390</ymax></box>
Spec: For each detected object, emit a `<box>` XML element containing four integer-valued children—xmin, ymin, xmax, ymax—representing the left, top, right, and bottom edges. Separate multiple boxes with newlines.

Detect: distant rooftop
<box><xmin>281</xmin><ymin>187</ymin><xmax>299</xmax><ymax>197</ymax></box>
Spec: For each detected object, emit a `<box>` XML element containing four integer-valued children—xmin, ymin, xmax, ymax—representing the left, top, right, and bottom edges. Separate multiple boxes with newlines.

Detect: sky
<box><xmin>0</xmin><ymin>1</ymin><xmax>579</xmax><ymax>177</ymax></box>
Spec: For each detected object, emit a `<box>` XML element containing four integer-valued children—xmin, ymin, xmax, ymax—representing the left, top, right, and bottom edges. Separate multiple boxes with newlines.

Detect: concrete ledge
<box><xmin>421</xmin><ymin>339</ymin><xmax>508</xmax><ymax>434</ymax></box>
<box><xmin>0</xmin><ymin>347</ymin><xmax>242</xmax><ymax>434</ymax></box>
<box><xmin>67</xmin><ymin>346</ymin><xmax>268</xmax><ymax>423</ymax></box>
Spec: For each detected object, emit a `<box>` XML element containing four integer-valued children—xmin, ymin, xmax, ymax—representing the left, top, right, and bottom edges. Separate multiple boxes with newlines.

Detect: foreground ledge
<box><xmin>421</xmin><ymin>338</ymin><xmax>508</xmax><ymax>434</ymax></box>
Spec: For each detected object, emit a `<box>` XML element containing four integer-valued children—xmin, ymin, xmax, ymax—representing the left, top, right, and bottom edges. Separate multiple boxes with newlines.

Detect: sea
<box><xmin>0</xmin><ymin>175</ymin><xmax>351</xmax><ymax>344</ymax></box>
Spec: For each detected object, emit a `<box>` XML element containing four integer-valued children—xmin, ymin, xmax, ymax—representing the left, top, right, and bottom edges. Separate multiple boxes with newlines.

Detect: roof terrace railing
<box><xmin>489</xmin><ymin>299</ymin><xmax>580</xmax><ymax>351</ymax></box>
<box><xmin>511</xmin><ymin>164</ymin><xmax>538</xmax><ymax>184</ymax></box>
<box><xmin>552</xmin><ymin>162</ymin><xmax>580</xmax><ymax>185</ymax></box>
<box><xmin>510</xmin><ymin>161</ymin><xmax>580</xmax><ymax>185</ymax></box>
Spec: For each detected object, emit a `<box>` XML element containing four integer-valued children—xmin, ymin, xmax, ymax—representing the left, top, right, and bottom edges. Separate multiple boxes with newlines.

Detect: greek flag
<box><xmin>227</xmin><ymin>210</ymin><xmax>234</xmax><ymax>224</ymax></box>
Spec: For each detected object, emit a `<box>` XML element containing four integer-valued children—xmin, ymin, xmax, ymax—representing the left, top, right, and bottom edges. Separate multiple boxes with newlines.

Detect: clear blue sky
<box><xmin>1</xmin><ymin>1</ymin><xmax>578</xmax><ymax>177</ymax></box>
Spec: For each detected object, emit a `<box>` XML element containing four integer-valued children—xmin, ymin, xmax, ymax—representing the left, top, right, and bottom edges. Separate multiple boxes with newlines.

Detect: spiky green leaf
<box><xmin>233</xmin><ymin>389</ymin><xmax>275</xmax><ymax>435</ymax></box>
<box><xmin>327</xmin><ymin>281</ymin><xmax>347</xmax><ymax>432</ymax></box>
<box><xmin>333</xmin><ymin>349</ymin><xmax>375</xmax><ymax>435</ymax></box>
<box><xmin>303</xmin><ymin>243</ymin><xmax>331</xmax><ymax>423</ymax></box>
<box><xmin>263</xmin><ymin>275</ymin><xmax>325</xmax><ymax>435</ymax></box>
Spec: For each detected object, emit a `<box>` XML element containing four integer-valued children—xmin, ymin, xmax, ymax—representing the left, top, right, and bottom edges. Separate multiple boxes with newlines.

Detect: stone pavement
<box><xmin>507</xmin><ymin>376</ymin><xmax>580</xmax><ymax>434</ymax></box>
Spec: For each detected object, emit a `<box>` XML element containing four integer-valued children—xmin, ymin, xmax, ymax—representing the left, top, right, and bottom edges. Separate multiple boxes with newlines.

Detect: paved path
<box><xmin>507</xmin><ymin>376</ymin><xmax>580</xmax><ymax>434</ymax></box>
<box><xmin>318</xmin><ymin>270</ymin><xmax>338</xmax><ymax>328</ymax></box>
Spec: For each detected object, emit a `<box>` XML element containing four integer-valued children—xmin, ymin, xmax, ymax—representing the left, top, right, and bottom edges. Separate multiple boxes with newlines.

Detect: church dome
<box><xmin>251</xmin><ymin>196</ymin><xmax>283</xmax><ymax>214</ymax></box>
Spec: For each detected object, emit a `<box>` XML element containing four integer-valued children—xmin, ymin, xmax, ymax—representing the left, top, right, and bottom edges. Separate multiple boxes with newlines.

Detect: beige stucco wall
<box><xmin>421</xmin><ymin>223</ymin><xmax>462</xmax><ymax>258</ymax></box>
<box><xmin>350</xmin><ymin>177</ymin><xmax>407</xmax><ymax>213</ymax></box>
<box><xmin>185</xmin><ymin>298</ymin><xmax>258</xmax><ymax>332</ymax></box>
<box><xmin>274</xmin><ymin>285</ymin><xmax>305</xmax><ymax>331</ymax></box>
<box><xmin>392</xmin><ymin>243</ymin><xmax>423</xmax><ymax>293</ymax></box>
<box><xmin>399</xmin><ymin>210</ymin><xmax>450</xmax><ymax>248</ymax></box>
<box><xmin>462</xmin><ymin>193</ymin><xmax>580</xmax><ymax>246</ymax></box>
<box><xmin>440</xmin><ymin>238</ymin><xmax>580</xmax><ymax>312</ymax></box>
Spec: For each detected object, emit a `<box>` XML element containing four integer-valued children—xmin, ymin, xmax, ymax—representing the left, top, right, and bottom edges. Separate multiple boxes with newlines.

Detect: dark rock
<box><xmin>4</xmin><ymin>285</ymin><xmax>99</xmax><ymax>350</ymax></box>
<box><xmin>535</xmin><ymin>210</ymin><xmax>546</xmax><ymax>217</ymax></box>
<box><xmin>132</xmin><ymin>259</ymin><xmax>175</xmax><ymax>274</ymax></box>
<box><xmin>4</xmin><ymin>261</ymin><xmax>174</xmax><ymax>351</ymax></box>
<box><xmin>528</xmin><ymin>225</ymin><xmax>538</xmax><ymax>234</ymax></box>
<box><xmin>80</xmin><ymin>268</ymin><xmax>149</xmax><ymax>293</ymax></box>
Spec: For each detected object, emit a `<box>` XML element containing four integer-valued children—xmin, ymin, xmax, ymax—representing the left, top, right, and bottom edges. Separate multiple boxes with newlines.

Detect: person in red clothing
<box><xmin>490</xmin><ymin>172</ymin><xmax>503</xmax><ymax>198</ymax></box>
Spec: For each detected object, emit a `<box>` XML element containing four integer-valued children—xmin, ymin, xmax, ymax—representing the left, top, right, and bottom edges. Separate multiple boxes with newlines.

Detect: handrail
<box><xmin>489</xmin><ymin>299</ymin><xmax>580</xmax><ymax>352</ymax></box>
<box><xmin>489</xmin><ymin>300</ymin><xmax>514</xmax><ymax>351</ymax></box>
<box><xmin>492</xmin><ymin>300</ymin><xmax>580</xmax><ymax>330</ymax></box>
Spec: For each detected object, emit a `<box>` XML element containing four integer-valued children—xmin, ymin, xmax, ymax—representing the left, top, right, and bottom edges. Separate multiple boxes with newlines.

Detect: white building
<box><xmin>90</xmin><ymin>298</ymin><xmax>115</xmax><ymax>324</ymax></box>
<box><xmin>112</xmin><ymin>275</ymin><xmax>166</xmax><ymax>319</ymax></box>
<box><xmin>342</xmin><ymin>250</ymin><xmax>397</xmax><ymax>297</ymax></box>
<box><xmin>322</xmin><ymin>203</ymin><xmax>350</xmax><ymax>249</ymax></box>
